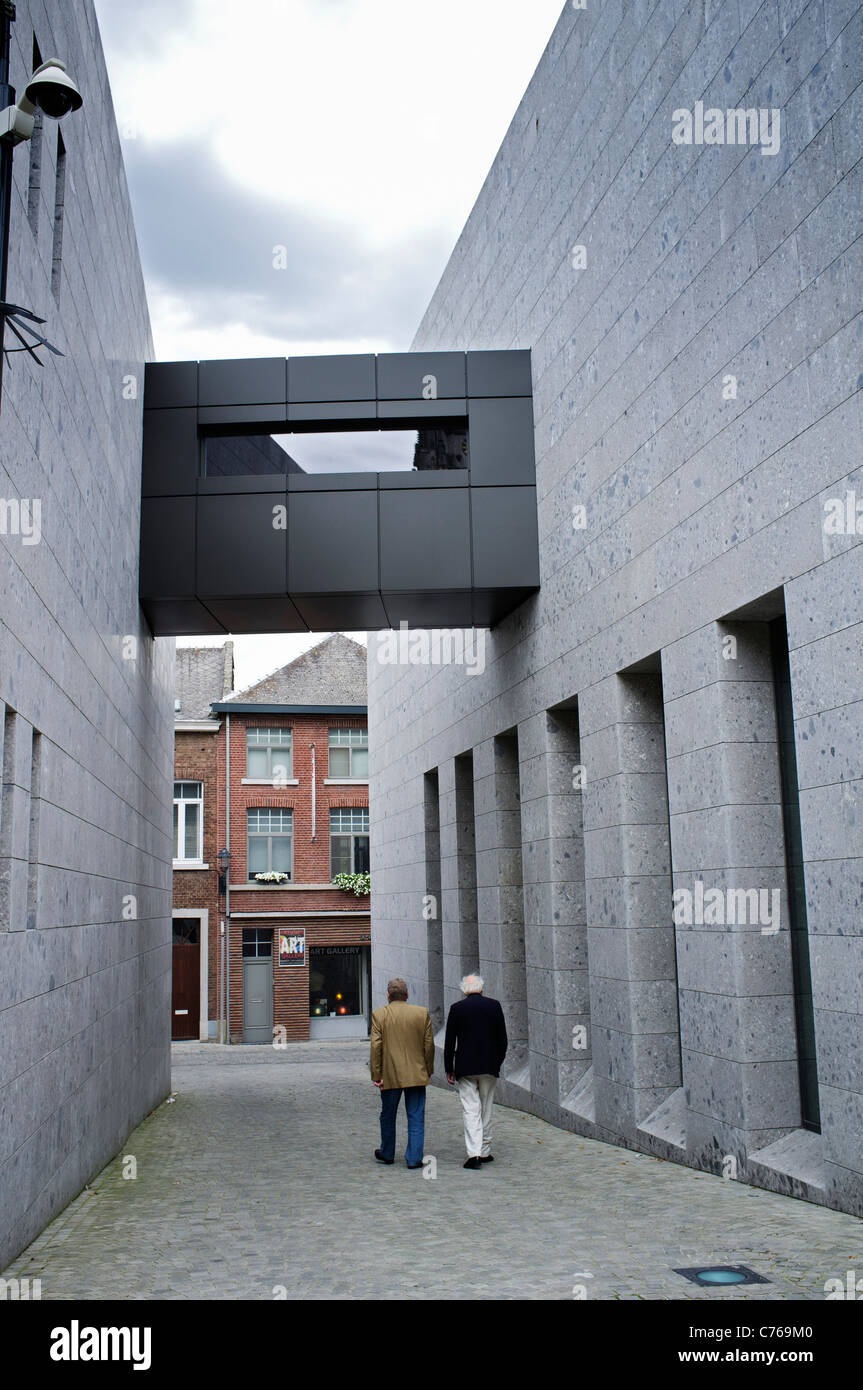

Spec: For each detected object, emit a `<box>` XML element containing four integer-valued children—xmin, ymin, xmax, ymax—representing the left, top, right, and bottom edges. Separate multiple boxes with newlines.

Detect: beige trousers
<box><xmin>456</xmin><ymin>1074</ymin><xmax>497</xmax><ymax>1157</ymax></box>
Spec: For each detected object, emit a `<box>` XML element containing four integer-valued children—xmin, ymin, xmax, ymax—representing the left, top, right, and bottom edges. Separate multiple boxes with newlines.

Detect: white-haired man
<box><xmin>444</xmin><ymin>973</ymin><xmax>508</xmax><ymax>1170</ymax></box>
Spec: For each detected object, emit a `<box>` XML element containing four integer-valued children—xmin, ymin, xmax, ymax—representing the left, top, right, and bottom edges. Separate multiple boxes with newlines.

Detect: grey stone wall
<box><xmin>369</xmin><ymin>0</ymin><xmax>863</xmax><ymax>1214</ymax></box>
<box><xmin>0</xmin><ymin>1</ymin><xmax>172</xmax><ymax>1267</ymax></box>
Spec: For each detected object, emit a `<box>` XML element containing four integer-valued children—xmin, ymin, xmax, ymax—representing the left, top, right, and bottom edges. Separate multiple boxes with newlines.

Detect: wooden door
<box><xmin>172</xmin><ymin>918</ymin><xmax>200</xmax><ymax>1040</ymax></box>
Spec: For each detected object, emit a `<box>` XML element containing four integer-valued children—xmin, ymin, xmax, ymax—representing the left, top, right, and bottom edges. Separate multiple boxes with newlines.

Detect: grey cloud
<box><xmin>94</xmin><ymin>0</ymin><xmax>200</xmax><ymax>60</ymax></box>
<box><xmin>122</xmin><ymin>136</ymin><xmax>452</xmax><ymax>350</ymax></box>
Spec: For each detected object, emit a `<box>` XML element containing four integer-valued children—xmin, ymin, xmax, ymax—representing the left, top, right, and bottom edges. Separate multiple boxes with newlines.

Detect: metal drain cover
<box><xmin>674</xmin><ymin>1265</ymin><xmax>770</xmax><ymax>1287</ymax></box>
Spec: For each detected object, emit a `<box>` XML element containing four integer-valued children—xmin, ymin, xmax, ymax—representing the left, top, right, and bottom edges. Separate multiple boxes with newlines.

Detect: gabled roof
<box><xmin>174</xmin><ymin>642</ymin><xmax>235</xmax><ymax>720</ymax></box>
<box><xmin>217</xmin><ymin>634</ymin><xmax>367</xmax><ymax>710</ymax></box>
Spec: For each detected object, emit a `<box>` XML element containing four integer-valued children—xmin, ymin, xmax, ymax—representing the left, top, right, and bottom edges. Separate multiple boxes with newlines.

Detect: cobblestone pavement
<box><xmin>4</xmin><ymin>1043</ymin><xmax>861</xmax><ymax>1300</ymax></box>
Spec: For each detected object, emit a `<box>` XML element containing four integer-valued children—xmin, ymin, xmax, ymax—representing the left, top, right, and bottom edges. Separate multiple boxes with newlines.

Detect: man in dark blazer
<box><xmin>444</xmin><ymin>973</ymin><xmax>508</xmax><ymax>1169</ymax></box>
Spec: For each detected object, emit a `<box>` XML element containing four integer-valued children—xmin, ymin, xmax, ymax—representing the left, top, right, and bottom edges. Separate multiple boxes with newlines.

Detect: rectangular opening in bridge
<box><xmin>202</xmin><ymin>424</ymin><xmax>470</xmax><ymax>478</ymax></box>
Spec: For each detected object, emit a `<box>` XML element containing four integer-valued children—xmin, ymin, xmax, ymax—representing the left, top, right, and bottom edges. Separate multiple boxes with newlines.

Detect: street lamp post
<box><xmin>216</xmin><ymin>849</ymin><xmax>231</xmax><ymax>1044</ymax></box>
<box><xmin>217</xmin><ymin>847</ymin><xmax>231</xmax><ymax>896</ymax></box>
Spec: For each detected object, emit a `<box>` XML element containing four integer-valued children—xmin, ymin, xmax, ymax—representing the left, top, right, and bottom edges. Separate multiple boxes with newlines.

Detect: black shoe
<box><xmin>406</xmin><ymin>1161</ymin><xmax>424</xmax><ymax>1169</ymax></box>
<box><xmin>479</xmin><ymin>1155</ymin><xmax>494</xmax><ymax>1163</ymax></box>
<box><xmin>374</xmin><ymin>1149</ymin><xmax>394</xmax><ymax>1165</ymax></box>
<box><xmin>463</xmin><ymin>1156</ymin><xmax>482</xmax><ymax>1169</ymax></box>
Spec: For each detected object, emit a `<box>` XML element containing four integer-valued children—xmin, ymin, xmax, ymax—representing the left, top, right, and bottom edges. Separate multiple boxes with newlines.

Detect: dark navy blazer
<box><xmin>444</xmin><ymin>993</ymin><xmax>508</xmax><ymax>1078</ymax></box>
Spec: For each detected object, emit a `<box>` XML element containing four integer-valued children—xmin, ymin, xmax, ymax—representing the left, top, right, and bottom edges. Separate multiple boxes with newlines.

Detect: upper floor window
<box><xmin>330</xmin><ymin>807</ymin><xmax>369</xmax><ymax>876</ymax></box>
<box><xmin>247</xmin><ymin>808</ymin><xmax>293</xmax><ymax>879</ymax></box>
<box><xmin>328</xmin><ymin>727</ymin><xmax>368</xmax><ymax>779</ymax></box>
<box><xmin>173</xmin><ymin>782</ymin><xmax>203</xmax><ymax>863</ymax></box>
<box><xmin>246</xmin><ymin>727</ymin><xmax>292</xmax><ymax>780</ymax></box>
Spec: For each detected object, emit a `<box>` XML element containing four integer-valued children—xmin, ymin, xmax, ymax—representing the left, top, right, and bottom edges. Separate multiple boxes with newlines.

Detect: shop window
<box><xmin>328</xmin><ymin>727</ymin><xmax>368</xmax><ymax>778</ymax></box>
<box><xmin>330</xmin><ymin>807</ymin><xmax>369</xmax><ymax>876</ymax></box>
<box><xmin>309</xmin><ymin>946</ymin><xmax>364</xmax><ymax>1018</ymax></box>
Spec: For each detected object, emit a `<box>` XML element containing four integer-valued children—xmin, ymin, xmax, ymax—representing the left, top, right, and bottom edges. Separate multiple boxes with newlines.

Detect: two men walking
<box><xmin>370</xmin><ymin>972</ymin><xmax>507</xmax><ymax>1171</ymax></box>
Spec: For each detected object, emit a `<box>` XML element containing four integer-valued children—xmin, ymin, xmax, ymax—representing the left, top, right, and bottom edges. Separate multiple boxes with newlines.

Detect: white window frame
<box><xmin>246</xmin><ymin>727</ymin><xmax>294</xmax><ymax>781</ymax></box>
<box><xmin>327</xmin><ymin>727</ymin><xmax>368</xmax><ymax>781</ymax></box>
<box><xmin>329</xmin><ymin>807</ymin><xmax>370</xmax><ymax>877</ymax></box>
<box><xmin>173</xmin><ymin>781</ymin><xmax>204</xmax><ymax>866</ymax></box>
<box><xmin>247</xmin><ymin>807</ymin><xmax>294</xmax><ymax>880</ymax></box>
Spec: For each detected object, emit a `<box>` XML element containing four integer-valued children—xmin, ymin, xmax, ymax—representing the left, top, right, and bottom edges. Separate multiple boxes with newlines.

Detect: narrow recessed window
<box><xmin>0</xmin><ymin>708</ymin><xmax>17</xmax><ymax>930</ymax></box>
<box><xmin>770</xmin><ymin>616</ymin><xmax>821</xmax><ymax>1132</ymax></box>
<box><xmin>51</xmin><ymin>130</ymin><xmax>66</xmax><ymax>299</ymax></box>
<box><xmin>26</xmin><ymin>730</ymin><xmax>42</xmax><ymax>929</ymax></box>
<box><xmin>423</xmin><ymin>770</ymin><xmax>442</xmax><ymax>1029</ymax></box>
<box><xmin>27</xmin><ymin>36</ymin><xmax>43</xmax><ymax>237</ymax></box>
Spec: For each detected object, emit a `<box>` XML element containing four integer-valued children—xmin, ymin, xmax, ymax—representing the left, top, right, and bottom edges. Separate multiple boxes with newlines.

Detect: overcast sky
<box><xmin>94</xmin><ymin>0</ymin><xmax>562</xmax><ymax>690</ymax></box>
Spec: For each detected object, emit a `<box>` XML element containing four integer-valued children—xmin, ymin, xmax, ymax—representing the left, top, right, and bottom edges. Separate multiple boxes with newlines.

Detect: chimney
<box><xmin>222</xmin><ymin>640</ymin><xmax>235</xmax><ymax>698</ymax></box>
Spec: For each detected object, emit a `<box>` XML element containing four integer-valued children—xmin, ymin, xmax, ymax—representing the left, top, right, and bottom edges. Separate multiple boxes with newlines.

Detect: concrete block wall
<box><xmin>0</xmin><ymin>1</ymin><xmax>172</xmax><ymax>1268</ymax></box>
<box><xmin>368</xmin><ymin>0</ymin><xmax>863</xmax><ymax>1214</ymax></box>
<box><xmin>662</xmin><ymin>622</ymin><xmax>801</xmax><ymax>1165</ymax></box>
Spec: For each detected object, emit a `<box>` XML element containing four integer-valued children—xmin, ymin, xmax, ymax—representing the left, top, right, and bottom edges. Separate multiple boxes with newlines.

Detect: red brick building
<box><xmin>173</xmin><ymin>643</ymin><xmax>235</xmax><ymax>1040</ymax></box>
<box><xmin>172</xmin><ymin>635</ymin><xmax>370</xmax><ymax>1044</ymax></box>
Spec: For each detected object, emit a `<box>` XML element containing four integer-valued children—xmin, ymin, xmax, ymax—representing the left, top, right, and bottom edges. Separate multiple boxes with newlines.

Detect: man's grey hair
<box><xmin>460</xmin><ymin>973</ymin><xmax>484</xmax><ymax>994</ymax></box>
<box><xmin>387</xmin><ymin>977</ymin><xmax>409</xmax><ymax>1001</ymax></box>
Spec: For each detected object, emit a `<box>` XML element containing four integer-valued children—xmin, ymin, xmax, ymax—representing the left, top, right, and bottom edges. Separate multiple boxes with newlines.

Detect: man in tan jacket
<box><xmin>370</xmin><ymin>977</ymin><xmax>435</xmax><ymax>1169</ymax></box>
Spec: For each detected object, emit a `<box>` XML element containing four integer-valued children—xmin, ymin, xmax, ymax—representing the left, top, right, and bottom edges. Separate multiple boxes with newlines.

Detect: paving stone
<box><xmin>2</xmin><ymin>1042</ymin><xmax>861</xmax><ymax>1301</ymax></box>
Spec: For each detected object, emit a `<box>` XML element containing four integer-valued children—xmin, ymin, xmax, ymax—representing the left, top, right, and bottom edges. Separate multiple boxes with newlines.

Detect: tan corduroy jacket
<box><xmin>370</xmin><ymin>1000</ymin><xmax>435</xmax><ymax>1089</ymax></box>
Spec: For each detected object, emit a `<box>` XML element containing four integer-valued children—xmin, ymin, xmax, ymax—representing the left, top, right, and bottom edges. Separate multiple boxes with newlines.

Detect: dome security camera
<box><xmin>0</xmin><ymin>57</ymin><xmax>83</xmax><ymax>145</ymax></box>
<box><xmin>23</xmin><ymin>59</ymin><xmax>83</xmax><ymax>120</ymax></box>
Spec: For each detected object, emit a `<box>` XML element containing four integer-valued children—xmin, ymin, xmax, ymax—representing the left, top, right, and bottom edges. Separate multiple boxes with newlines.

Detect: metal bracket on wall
<box><xmin>0</xmin><ymin>300</ymin><xmax>63</xmax><ymax>364</ymax></box>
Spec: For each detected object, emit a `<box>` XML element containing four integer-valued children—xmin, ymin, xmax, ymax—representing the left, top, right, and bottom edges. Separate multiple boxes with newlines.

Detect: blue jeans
<box><xmin>379</xmin><ymin>1086</ymin><xmax>426</xmax><ymax>1166</ymax></box>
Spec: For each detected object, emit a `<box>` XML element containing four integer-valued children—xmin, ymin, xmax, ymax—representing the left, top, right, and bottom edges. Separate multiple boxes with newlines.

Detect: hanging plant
<box><xmin>332</xmin><ymin>872</ymin><xmax>370</xmax><ymax>897</ymax></box>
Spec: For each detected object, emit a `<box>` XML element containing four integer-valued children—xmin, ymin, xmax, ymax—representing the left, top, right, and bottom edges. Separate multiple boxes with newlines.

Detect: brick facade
<box><xmin>173</xmin><ymin>727</ymin><xmax>223</xmax><ymax>1034</ymax></box>
<box><xmin>220</xmin><ymin>712</ymin><xmax>370</xmax><ymax>1043</ymax></box>
<box><xmin>229</xmin><ymin>916</ymin><xmax>372</xmax><ymax>1043</ymax></box>
<box><xmin>174</xmin><ymin>699</ymin><xmax>370</xmax><ymax>1043</ymax></box>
